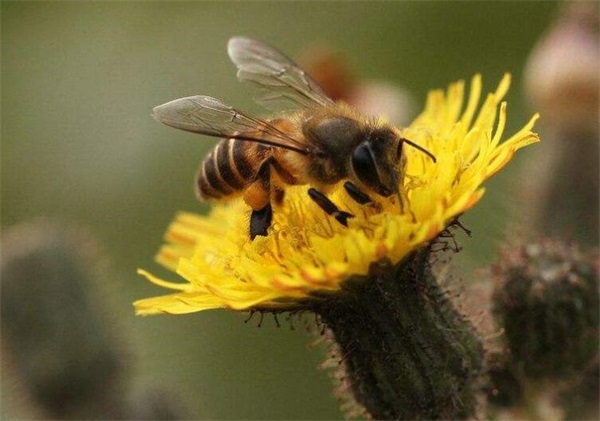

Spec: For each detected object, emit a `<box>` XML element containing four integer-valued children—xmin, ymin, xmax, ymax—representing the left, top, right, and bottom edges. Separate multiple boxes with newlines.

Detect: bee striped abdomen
<box><xmin>196</xmin><ymin>137</ymin><xmax>269</xmax><ymax>201</ymax></box>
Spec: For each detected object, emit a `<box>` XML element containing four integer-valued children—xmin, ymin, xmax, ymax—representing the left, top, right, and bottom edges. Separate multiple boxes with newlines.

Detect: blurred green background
<box><xmin>2</xmin><ymin>2</ymin><xmax>558</xmax><ymax>419</ymax></box>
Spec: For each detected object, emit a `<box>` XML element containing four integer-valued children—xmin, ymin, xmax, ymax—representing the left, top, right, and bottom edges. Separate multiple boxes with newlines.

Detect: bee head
<box><xmin>306</xmin><ymin>116</ymin><xmax>430</xmax><ymax>197</ymax></box>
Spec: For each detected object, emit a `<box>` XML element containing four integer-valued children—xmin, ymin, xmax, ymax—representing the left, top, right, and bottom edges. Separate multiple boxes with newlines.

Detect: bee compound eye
<box><xmin>351</xmin><ymin>142</ymin><xmax>395</xmax><ymax>197</ymax></box>
<box><xmin>351</xmin><ymin>143</ymin><xmax>378</xmax><ymax>185</ymax></box>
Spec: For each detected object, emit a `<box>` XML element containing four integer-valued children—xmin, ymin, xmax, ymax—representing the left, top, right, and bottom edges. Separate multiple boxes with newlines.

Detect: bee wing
<box><xmin>228</xmin><ymin>37</ymin><xmax>335</xmax><ymax>111</ymax></box>
<box><xmin>152</xmin><ymin>95</ymin><xmax>310</xmax><ymax>154</ymax></box>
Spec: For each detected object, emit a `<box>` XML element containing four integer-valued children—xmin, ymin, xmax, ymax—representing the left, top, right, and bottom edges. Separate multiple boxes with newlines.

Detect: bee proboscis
<box><xmin>153</xmin><ymin>37</ymin><xmax>435</xmax><ymax>239</ymax></box>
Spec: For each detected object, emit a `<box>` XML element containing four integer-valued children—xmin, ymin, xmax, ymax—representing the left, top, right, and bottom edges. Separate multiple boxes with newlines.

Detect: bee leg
<box><xmin>343</xmin><ymin>181</ymin><xmax>373</xmax><ymax>205</ymax></box>
<box><xmin>272</xmin><ymin>186</ymin><xmax>285</xmax><ymax>205</ymax></box>
<box><xmin>246</xmin><ymin>157</ymin><xmax>275</xmax><ymax>240</ymax></box>
<box><xmin>307</xmin><ymin>188</ymin><xmax>354</xmax><ymax>226</ymax></box>
<box><xmin>250</xmin><ymin>204</ymin><xmax>273</xmax><ymax>240</ymax></box>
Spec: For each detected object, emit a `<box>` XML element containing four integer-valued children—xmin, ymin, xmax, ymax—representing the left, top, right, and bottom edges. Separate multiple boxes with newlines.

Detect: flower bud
<box><xmin>492</xmin><ymin>239</ymin><xmax>599</xmax><ymax>379</ymax></box>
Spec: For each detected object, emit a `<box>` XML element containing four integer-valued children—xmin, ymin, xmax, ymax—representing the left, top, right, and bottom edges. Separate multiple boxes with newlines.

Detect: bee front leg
<box><xmin>307</xmin><ymin>188</ymin><xmax>354</xmax><ymax>226</ymax></box>
<box><xmin>245</xmin><ymin>158</ymin><xmax>274</xmax><ymax>240</ymax></box>
<box><xmin>343</xmin><ymin>181</ymin><xmax>373</xmax><ymax>205</ymax></box>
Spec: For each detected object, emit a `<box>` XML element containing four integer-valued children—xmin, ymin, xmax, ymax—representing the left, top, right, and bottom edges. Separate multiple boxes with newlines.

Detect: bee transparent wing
<box><xmin>228</xmin><ymin>37</ymin><xmax>335</xmax><ymax>111</ymax></box>
<box><xmin>152</xmin><ymin>95</ymin><xmax>309</xmax><ymax>154</ymax></box>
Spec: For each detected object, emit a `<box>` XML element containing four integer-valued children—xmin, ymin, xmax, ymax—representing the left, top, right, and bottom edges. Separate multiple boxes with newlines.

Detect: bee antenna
<box><xmin>400</xmin><ymin>137</ymin><xmax>437</xmax><ymax>163</ymax></box>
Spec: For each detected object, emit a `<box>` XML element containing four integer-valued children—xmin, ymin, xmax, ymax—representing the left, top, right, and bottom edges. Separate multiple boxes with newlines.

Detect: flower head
<box><xmin>135</xmin><ymin>74</ymin><xmax>539</xmax><ymax>315</ymax></box>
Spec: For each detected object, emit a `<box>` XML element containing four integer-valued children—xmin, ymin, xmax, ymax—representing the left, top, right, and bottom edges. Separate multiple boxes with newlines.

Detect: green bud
<box><xmin>492</xmin><ymin>239</ymin><xmax>599</xmax><ymax>379</ymax></box>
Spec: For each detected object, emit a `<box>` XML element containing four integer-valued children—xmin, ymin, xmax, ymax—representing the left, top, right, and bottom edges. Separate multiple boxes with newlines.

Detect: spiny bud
<box><xmin>492</xmin><ymin>239</ymin><xmax>599</xmax><ymax>379</ymax></box>
<box><xmin>0</xmin><ymin>222</ymin><xmax>185</xmax><ymax>420</ymax></box>
<box><xmin>520</xmin><ymin>1</ymin><xmax>599</xmax><ymax>245</ymax></box>
<box><xmin>0</xmin><ymin>222</ymin><xmax>127</xmax><ymax>419</ymax></box>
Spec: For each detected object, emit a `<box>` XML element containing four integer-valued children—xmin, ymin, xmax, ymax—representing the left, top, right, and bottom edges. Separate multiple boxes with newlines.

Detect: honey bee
<box><xmin>153</xmin><ymin>37</ymin><xmax>435</xmax><ymax>239</ymax></box>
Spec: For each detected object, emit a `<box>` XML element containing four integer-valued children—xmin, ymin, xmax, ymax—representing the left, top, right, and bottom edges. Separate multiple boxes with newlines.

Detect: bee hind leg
<box><xmin>245</xmin><ymin>157</ymin><xmax>275</xmax><ymax>240</ymax></box>
<box><xmin>250</xmin><ymin>204</ymin><xmax>273</xmax><ymax>239</ymax></box>
<box><xmin>307</xmin><ymin>188</ymin><xmax>354</xmax><ymax>226</ymax></box>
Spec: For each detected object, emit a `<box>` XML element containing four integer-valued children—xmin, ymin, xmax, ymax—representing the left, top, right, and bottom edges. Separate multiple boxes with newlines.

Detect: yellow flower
<box><xmin>134</xmin><ymin>74</ymin><xmax>539</xmax><ymax>315</ymax></box>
